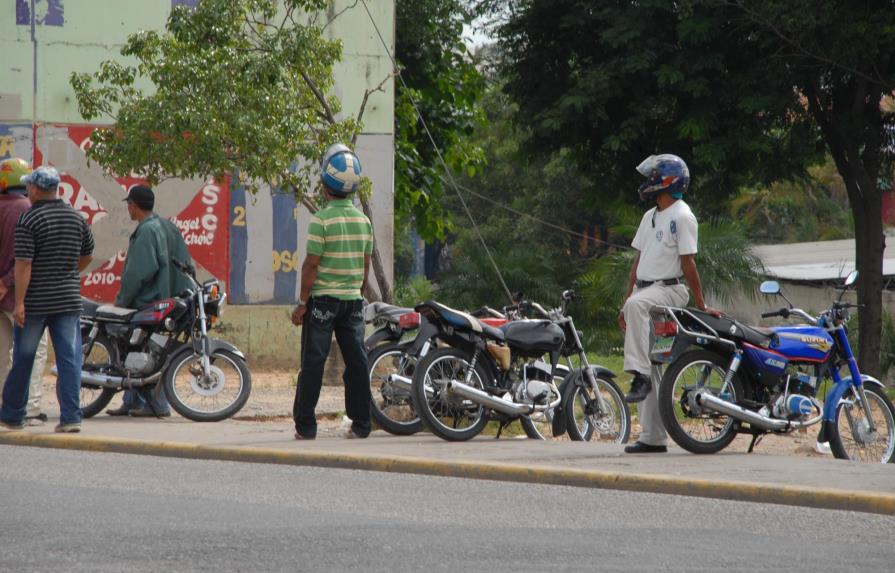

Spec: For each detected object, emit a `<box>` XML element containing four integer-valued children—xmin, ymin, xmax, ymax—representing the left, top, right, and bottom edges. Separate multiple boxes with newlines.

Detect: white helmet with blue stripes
<box><xmin>320</xmin><ymin>143</ymin><xmax>363</xmax><ymax>196</ymax></box>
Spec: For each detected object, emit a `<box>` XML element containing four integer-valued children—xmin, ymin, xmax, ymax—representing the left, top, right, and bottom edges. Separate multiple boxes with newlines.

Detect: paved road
<box><xmin>1</xmin><ymin>446</ymin><xmax>893</xmax><ymax>573</ymax></box>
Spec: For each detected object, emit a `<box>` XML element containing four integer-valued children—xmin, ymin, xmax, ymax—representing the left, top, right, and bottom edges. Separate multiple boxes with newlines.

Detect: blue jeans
<box><xmin>0</xmin><ymin>311</ymin><xmax>82</xmax><ymax>426</ymax></box>
<box><xmin>121</xmin><ymin>387</ymin><xmax>170</xmax><ymax>414</ymax></box>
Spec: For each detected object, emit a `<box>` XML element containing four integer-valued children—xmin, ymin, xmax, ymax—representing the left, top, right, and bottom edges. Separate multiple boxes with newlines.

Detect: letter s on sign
<box><xmin>201</xmin><ymin>184</ymin><xmax>220</xmax><ymax>206</ymax></box>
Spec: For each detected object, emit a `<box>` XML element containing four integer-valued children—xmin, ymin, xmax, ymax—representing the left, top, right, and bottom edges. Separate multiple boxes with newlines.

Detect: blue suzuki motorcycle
<box><xmin>650</xmin><ymin>271</ymin><xmax>895</xmax><ymax>462</ymax></box>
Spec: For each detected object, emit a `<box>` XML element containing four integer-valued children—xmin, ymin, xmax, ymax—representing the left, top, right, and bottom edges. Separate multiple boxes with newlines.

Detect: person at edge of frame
<box><xmin>290</xmin><ymin>143</ymin><xmax>373</xmax><ymax>440</ymax></box>
<box><xmin>0</xmin><ymin>166</ymin><xmax>94</xmax><ymax>433</ymax></box>
<box><xmin>0</xmin><ymin>158</ymin><xmax>50</xmax><ymax>426</ymax></box>
<box><xmin>618</xmin><ymin>154</ymin><xmax>721</xmax><ymax>454</ymax></box>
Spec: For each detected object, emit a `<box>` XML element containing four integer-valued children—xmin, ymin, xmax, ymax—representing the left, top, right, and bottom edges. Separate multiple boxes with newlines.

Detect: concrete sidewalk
<box><xmin>1</xmin><ymin>413</ymin><xmax>894</xmax><ymax>515</ymax></box>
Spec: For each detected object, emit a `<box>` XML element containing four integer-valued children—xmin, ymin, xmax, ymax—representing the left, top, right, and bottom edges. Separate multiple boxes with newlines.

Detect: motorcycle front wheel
<box><xmin>829</xmin><ymin>385</ymin><xmax>895</xmax><ymax>463</ymax></box>
<box><xmin>164</xmin><ymin>349</ymin><xmax>252</xmax><ymax>422</ymax></box>
<box><xmin>658</xmin><ymin>349</ymin><xmax>743</xmax><ymax>454</ymax></box>
<box><xmin>368</xmin><ymin>343</ymin><xmax>423</xmax><ymax>435</ymax></box>
<box><xmin>562</xmin><ymin>371</ymin><xmax>630</xmax><ymax>443</ymax></box>
<box><xmin>80</xmin><ymin>334</ymin><xmax>117</xmax><ymax>418</ymax></box>
<box><xmin>411</xmin><ymin>347</ymin><xmax>489</xmax><ymax>441</ymax></box>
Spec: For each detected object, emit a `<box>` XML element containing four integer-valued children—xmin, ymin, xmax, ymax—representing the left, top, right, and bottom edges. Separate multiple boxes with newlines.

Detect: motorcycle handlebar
<box><xmin>761</xmin><ymin>308</ymin><xmax>791</xmax><ymax>319</ymax></box>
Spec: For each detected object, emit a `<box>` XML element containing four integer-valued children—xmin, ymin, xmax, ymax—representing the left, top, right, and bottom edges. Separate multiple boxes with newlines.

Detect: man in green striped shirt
<box><xmin>291</xmin><ymin>144</ymin><xmax>373</xmax><ymax>440</ymax></box>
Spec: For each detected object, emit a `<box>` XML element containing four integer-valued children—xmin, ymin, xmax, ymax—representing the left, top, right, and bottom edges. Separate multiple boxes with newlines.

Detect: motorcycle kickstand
<box><xmin>494</xmin><ymin>419</ymin><xmax>512</xmax><ymax>440</ymax></box>
<box><xmin>747</xmin><ymin>433</ymin><xmax>764</xmax><ymax>454</ymax></box>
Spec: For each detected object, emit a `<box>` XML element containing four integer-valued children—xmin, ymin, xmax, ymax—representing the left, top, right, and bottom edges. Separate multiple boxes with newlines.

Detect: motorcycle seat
<box><xmin>363</xmin><ymin>301</ymin><xmax>414</xmax><ymax>323</ymax></box>
<box><xmin>96</xmin><ymin>304</ymin><xmax>136</xmax><ymax>322</ymax></box>
<box><xmin>419</xmin><ymin>300</ymin><xmax>505</xmax><ymax>342</ymax></box>
<box><xmin>687</xmin><ymin>308</ymin><xmax>776</xmax><ymax>347</ymax></box>
<box><xmin>81</xmin><ymin>297</ymin><xmax>102</xmax><ymax>318</ymax></box>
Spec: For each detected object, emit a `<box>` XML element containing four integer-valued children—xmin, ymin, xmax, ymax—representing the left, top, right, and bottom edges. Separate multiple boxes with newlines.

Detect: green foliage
<box><xmin>394</xmin><ymin>0</ymin><xmax>486</xmax><ymax>242</ymax></box>
<box><xmin>730</xmin><ymin>158</ymin><xmax>854</xmax><ymax>243</ymax></box>
<box><xmin>394</xmin><ymin>275</ymin><xmax>438</xmax><ymax>308</ymax></box>
<box><xmin>498</xmin><ymin>0</ymin><xmax>827</xmax><ymax>215</ymax></box>
<box><xmin>70</xmin><ymin>0</ymin><xmax>359</xmax><ymax>197</ymax></box>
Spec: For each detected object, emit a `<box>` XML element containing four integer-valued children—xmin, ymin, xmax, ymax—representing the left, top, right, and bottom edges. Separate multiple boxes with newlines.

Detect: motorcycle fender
<box><xmin>364</xmin><ymin>327</ymin><xmax>396</xmax><ymax>352</ymax></box>
<box><xmin>552</xmin><ymin>366</ymin><xmax>615</xmax><ymax>437</ymax></box>
<box><xmin>822</xmin><ymin>374</ymin><xmax>885</xmax><ymax>422</ymax></box>
<box><xmin>406</xmin><ymin>320</ymin><xmax>439</xmax><ymax>357</ymax></box>
<box><xmin>187</xmin><ymin>338</ymin><xmax>247</xmax><ymax>361</ymax></box>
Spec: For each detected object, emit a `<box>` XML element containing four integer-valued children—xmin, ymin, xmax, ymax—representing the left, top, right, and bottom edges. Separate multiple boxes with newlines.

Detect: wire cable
<box><xmin>360</xmin><ymin>0</ymin><xmax>514</xmax><ymax>303</ymax></box>
<box><xmin>444</xmin><ymin>176</ymin><xmax>635</xmax><ymax>251</ymax></box>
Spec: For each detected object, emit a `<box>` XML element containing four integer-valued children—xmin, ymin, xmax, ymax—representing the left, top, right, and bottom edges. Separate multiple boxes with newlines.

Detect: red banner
<box><xmin>33</xmin><ymin>124</ymin><xmax>230</xmax><ymax>303</ymax></box>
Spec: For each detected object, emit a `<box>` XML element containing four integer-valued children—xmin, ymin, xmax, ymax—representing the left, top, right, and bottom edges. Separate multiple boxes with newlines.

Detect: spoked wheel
<box><xmin>368</xmin><ymin>343</ymin><xmax>423</xmax><ymax>435</ymax></box>
<box><xmin>829</xmin><ymin>386</ymin><xmax>895</xmax><ymax>463</ymax></box>
<box><xmin>563</xmin><ymin>369</ymin><xmax>630</xmax><ymax>443</ymax></box>
<box><xmin>80</xmin><ymin>334</ymin><xmax>116</xmax><ymax>418</ymax></box>
<box><xmin>164</xmin><ymin>349</ymin><xmax>252</xmax><ymax>422</ymax></box>
<box><xmin>411</xmin><ymin>347</ymin><xmax>489</xmax><ymax>441</ymax></box>
<box><xmin>658</xmin><ymin>349</ymin><xmax>743</xmax><ymax>454</ymax></box>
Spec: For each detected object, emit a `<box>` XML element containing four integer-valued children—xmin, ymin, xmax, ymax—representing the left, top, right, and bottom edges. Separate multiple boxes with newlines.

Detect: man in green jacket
<box><xmin>106</xmin><ymin>185</ymin><xmax>192</xmax><ymax>417</ymax></box>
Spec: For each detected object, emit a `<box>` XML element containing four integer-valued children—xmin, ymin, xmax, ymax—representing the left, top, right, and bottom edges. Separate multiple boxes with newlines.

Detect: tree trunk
<box><xmin>805</xmin><ymin>80</ymin><xmax>885</xmax><ymax>377</ymax></box>
<box><xmin>359</xmin><ymin>196</ymin><xmax>393</xmax><ymax>303</ymax></box>
<box><xmin>852</xmin><ymin>189</ymin><xmax>885</xmax><ymax>377</ymax></box>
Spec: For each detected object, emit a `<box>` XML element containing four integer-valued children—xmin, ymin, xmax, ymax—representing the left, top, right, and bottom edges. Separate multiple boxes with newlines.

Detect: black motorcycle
<box><xmin>68</xmin><ymin>260</ymin><xmax>251</xmax><ymax>422</ymax></box>
<box><xmin>408</xmin><ymin>290</ymin><xmax>630</xmax><ymax>442</ymax></box>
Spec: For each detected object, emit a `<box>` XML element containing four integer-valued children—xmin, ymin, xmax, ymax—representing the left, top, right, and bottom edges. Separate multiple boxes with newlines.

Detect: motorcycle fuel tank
<box><xmin>769</xmin><ymin>325</ymin><xmax>834</xmax><ymax>363</ymax></box>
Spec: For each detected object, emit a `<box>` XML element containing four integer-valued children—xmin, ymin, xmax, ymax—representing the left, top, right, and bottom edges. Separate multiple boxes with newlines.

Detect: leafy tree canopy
<box><xmin>71</xmin><ymin>0</ymin><xmax>359</xmax><ymax>198</ymax></box>
<box><xmin>395</xmin><ymin>0</ymin><xmax>486</xmax><ymax>242</ymax></box>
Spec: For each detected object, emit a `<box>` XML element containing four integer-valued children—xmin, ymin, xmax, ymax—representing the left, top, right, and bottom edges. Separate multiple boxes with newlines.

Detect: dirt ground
<box><xmin>34</xmin><ymin>370</ymin><xmax>831</xmax><ymax>457</ymax></box>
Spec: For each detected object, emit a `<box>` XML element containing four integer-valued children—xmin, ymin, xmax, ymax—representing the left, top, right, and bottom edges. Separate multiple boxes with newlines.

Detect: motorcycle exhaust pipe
<box><xmin>695</xmin><ymin>390</ymin><xmax>789</xmax><ymax>431</ymax></box>
<box><xmin>51</xmin><ymin>367</ymin><xmax>159</xmax><ymax>389</ymax></box>
<box><xmin>447</xmin><ymin>380</ymin><xmax>533</xmax><ymax>416</ymax></box>
<box><xmin>387</xmin><ymin>374</ymin><xmax>434</xmax><ymax>398</ymax></box>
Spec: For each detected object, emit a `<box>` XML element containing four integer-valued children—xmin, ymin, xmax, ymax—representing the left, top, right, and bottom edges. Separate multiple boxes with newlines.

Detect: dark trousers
<box><xmin>293</xmin><ymin>297</ymin><xmax>371</xmax><ymax>438</ymax></box>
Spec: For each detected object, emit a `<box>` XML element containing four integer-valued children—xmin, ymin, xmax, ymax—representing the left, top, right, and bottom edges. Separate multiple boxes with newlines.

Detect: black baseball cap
<box><xmin>124</xmin><ymin>185</ymin><xmax>155</xmax><ymax>210</ymax></box>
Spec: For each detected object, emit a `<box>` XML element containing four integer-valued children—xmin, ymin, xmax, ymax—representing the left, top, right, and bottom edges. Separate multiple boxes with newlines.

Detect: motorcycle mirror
<box><xmin>759</xmin><ymin>281</ymin><xmax>780</xmax><ymax>295</ymax></box>
<box><xmin>844</xmin><ymin>270</ymin><xmax>858</xmax><ymax>287</ymax></box>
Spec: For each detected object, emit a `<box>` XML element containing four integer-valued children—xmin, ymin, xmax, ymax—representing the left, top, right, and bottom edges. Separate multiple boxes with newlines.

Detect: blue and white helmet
<box><xmin>320</xmin><ymin>143</ymin><xmax>362</xmax><ymax>196</ymax></box>
<box><xmin>635</xmin><ymin>154</ymin><xmax>690</xmax><ymax>201</ymax></box>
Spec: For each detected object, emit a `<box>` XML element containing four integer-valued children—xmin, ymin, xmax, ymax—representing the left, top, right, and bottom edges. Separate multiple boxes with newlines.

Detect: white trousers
<box><xmin>622</xmin><ymin>284</ymin><xmax>689</xmax><ymax>446</ymax></box>
<box><xmin>0</xmin><ymin>309</ymin><xmax>49</xmax><ymax>417</ymax></box>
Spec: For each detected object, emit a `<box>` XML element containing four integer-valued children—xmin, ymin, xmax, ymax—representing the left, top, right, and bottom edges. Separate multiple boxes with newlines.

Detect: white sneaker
<box><xmin>815</xmin><ymin>441</ymin><xmax>832</xmax><ymax>455</ymax></box>
<box><xmin>54</xmin><ymin>423</ymin><xmax>82</xmax><ymax>434</ymax></box>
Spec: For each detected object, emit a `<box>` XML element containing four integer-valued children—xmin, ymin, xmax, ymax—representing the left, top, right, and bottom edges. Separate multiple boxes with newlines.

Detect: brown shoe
<box><xmin>106</xmin><ymin>406</ymin><xmax>132</xmax><ymax>416</ymax></box>
<box><xmin>294</xmin><ymin>431</ymin><xmax>315</xmax><ymax>440</ymax></box>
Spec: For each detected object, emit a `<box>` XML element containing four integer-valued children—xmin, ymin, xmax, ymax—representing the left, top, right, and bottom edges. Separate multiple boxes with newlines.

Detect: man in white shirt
<box><xmin>618</xmin><ymin>154</ymin><xmax>720</xmax><ymax>454</ymax></box>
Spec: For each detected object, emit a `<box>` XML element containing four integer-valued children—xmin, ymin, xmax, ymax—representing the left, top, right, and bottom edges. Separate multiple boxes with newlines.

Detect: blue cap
<box><xmin>21</xmin><ymin>166</ymin><xmax>61</xmax><ymax>190</ymax></box>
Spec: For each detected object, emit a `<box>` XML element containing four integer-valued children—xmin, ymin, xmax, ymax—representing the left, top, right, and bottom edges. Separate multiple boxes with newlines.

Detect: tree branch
<box><xmin>352</xmin><ymin>72</ymin><xmax>393</xmax><ymax>146</ymax></box>
<box><xmin>300</xmin><ymin>70</ymin><xmax>337</xmax><ymax>125</ymax></box>
<box><xmin>719</xmin><ymin>0</ymin><xmax>893</xmax><ymax>90</ymax></box>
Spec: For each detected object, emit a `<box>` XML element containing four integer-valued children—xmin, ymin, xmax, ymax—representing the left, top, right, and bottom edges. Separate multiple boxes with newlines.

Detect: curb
<box><xmin>2</xmin><ymin>432</ymin><xmax>894</xmax><ymax>516</ymax></box>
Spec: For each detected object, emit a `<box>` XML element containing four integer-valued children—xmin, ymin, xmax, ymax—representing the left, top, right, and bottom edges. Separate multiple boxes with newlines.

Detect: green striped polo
<box><xmin>306</xmin><ymin>198</ymin><xmax>373</xmax><ymax>300</ymax></box>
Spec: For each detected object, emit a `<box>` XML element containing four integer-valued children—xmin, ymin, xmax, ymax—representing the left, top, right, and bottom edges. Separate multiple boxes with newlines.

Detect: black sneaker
<box><xmin>625</xmin><ymin>373</ymin><xmax>653</xmax><ymax>404</ymax></box>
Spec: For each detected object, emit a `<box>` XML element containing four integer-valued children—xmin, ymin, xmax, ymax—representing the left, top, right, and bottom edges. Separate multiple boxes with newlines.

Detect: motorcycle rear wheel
<box><xmin>562</xmin><ymin>371</ymin><xmax>630</xmax><ymax>443</ymax></box>
<box><xmin>80</xmin><ymin>334</ymin><xmax>116</xmax><ymax>418</ymax></box>
<box><xmin>164</xmin><ymin>349</ymin><xmax>252</xmax><ymax>422</ymax></box>
<box><xmin>411</xmin><ymin>347</ymin><xmax>489</xmax><ymax>441</ymax></box>
<box><xmin>368</xmin><ymin>343</ymin><xmax>423</xmax><ymax>435</ymax></box>
<box><xmin>829</xmin><ymin>385</ymin><xmax>895</xmax><ymax>463</ymax></box>
<box><xmin>658</xmin><ymin>349</ymin><xmax>743</xmax><ymax>454</ymax></box>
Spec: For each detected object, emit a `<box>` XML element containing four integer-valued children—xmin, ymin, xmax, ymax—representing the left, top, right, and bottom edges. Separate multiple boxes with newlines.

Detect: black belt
<box><xmin>636</xmin><ymin>277</ymin><xmax>684</xmax><ymax>289</ymax></box>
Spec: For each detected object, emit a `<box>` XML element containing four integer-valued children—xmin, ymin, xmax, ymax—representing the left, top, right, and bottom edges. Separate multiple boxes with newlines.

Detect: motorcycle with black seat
<box><xmin>408</xmin><ymin>289</ymin><xmax>631</xmax><ymax>442</ymax></box>
<box><xmin>68</xmin><ymin>259</ymin><xmax>251</xmax><ymax>421</ymax></box>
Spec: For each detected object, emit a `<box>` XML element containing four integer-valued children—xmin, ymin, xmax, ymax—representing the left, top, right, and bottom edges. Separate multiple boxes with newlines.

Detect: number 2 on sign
<box><xmin>272</xmin><ymin>250</ymin><xmax>299</xmax><ymax>273</ymax></box>
<box><xmin>233</xmin><ymin>206</ymin><xmax>246</xmax><ymax>227</ymax></box>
